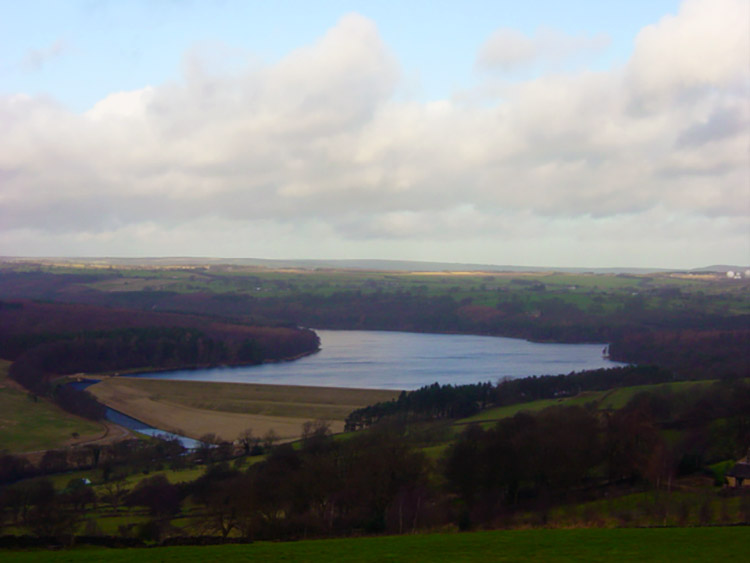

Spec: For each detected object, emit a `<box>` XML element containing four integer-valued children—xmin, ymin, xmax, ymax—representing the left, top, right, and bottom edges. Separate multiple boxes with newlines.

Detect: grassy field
<box><xmin>598</xmin><ymin>380</ymin><xmax>716</xmax><ymax>410</ymax></box>
<box><xmin>454</xmin><ymin>379</ymin><xmax>736</xmax><ymax>428</ymax></box>
<box><xmin>0</xmin><ymin>360</ymin><xmax>102</xmax><ymax>452</ymax></box>
<box><xmin>69</xmin><ymin>262</ymin><xmax>747</xmax><ymax>298</ymax></box>
<box><xmin>6</xmin><ymin>260</ymin><xmax>749</xmax><ymax>318</ymax></box>
<box><xmin>32</xmin><ymin>463</ymin><xmax>212</xmax><ymax>493</ymax></box>
<box><xmin>541</xmin><ymin>489</ymin><xmax>748</xmax><ymax>529</ymax></box>
<box><xmin>88</xmin><ymin>377</ymin><xmax>400</xmax><ymax>442</ymax></box>
<box><xmin>3</xmin><ymin>527</ymin><xmax>749</xmax><ymax>562</ymax></box>
<box><xmin>456</xmin><ymin>391</ymin><xmax>606</xmax><ymax>426</ymax></box>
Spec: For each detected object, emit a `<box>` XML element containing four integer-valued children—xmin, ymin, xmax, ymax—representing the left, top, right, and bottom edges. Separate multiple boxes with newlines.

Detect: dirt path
<box><xmin>16</xmin><ymin>421</ymin><xmax>135</xmax><ymax>466</ymax></box>
<box><xmin>69</xmin><ymin>421</ymin><xmax>134</xmax><ymax>447</ymax></box>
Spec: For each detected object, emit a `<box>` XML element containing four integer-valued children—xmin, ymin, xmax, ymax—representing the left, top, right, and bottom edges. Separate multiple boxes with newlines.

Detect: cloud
<box><xmin>476</xmin><ymin>27</ymin><xmax>609</xmax><ymax>72</ymax></box>
<box><xmin>626</xmin><ymin>0</ymin><xmax>749</xmax><ymax>110</ymax></box>
<box><xmin>676</xmin><ymin>107</ymin><xmax>749</xmax><ymax>148</ymax></box>
<box><xmin>22</xmin><ymin>39</ymin><xmax>68</xmax><ymax>71</ymax></box>
<box><xmin>0</xmin><ymin>3</ymin><xmax>748</xmax><ymax>266</ymax></box>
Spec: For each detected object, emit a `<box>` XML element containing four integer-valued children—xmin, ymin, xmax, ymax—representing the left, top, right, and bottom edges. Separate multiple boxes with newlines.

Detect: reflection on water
<box><xmin>134</xmin><ymin>330</ymin><xmax>626</xmax><ymax>390</ymax></box>
<box><xmin>104</xmin><ymin>408</ymin><xmax>202</xmax><ymax>449</ymax></box>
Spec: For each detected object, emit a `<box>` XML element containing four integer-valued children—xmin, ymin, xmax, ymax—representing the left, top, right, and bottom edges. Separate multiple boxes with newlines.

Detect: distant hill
<box><xmin>692</xmin><ymin>265</ymin><xmax>750</xmax><ymax>273</ymax></box>
<box><xmin>1</xmin><ymin>256</ymin><xmax>746</xmax><ymax>274</ymax></box>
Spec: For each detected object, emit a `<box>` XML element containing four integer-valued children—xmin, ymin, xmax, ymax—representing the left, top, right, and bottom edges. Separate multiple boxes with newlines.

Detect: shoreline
<box><xmin>74</xmin><ymin>328</ymin><xmax>613</xmax><ymax>383</ymax></box>
<box><xmin>75</xmin><ymin>343</ymin><xmax>322</xmax><ymax>381</ymax></box>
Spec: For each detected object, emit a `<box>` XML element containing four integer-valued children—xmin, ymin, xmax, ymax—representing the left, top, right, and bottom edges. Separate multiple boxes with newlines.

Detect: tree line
<box><xmin>38</xmin><ymin>287</ymin><xmax>750</xmax><ymax>378</ymax></box>
<box><xmin>2</xmin><ymin>270</ymin><xmax>749</xmax><ymax>378</ymax></box>
<box><xmin>0</xmin><ymin>300</ymin><xmax>319</xmax><ymax>419</ymax></box>
<box><xmin>345</xmin><ymin>365</ymin><xmax>678</xmax><ymax>431</ymax></box>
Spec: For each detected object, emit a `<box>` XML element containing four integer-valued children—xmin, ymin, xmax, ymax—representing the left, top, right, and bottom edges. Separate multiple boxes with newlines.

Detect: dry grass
<box><xmin>88</xmin><ymin>377</ymin><xmax>398</xmax><ymax>443</ymax></box>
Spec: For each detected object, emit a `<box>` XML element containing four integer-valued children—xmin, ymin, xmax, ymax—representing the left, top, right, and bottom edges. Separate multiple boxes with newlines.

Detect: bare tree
<box><xmin>302</xmin><ymin>419</ymin><xmax>331</xmax><ymax>441</ymax></box>
<box><xmin>262</xmin><ymin>429</ymin><xmax>278</xmax><ymax>452</ymax></box>
<box><xmin>238</xmin><ymin>428</ymin><xmax>259</xmax><ymax>455</ymax></box>
<box><xmin>100</xmin><ymin>476</ymin><xmax>129</xmax><ymax>511</ymax></box>
<box><xmin>198</xmin><ymin>433</ymin><xmax>222</xmax><ymax>463</ymax></box>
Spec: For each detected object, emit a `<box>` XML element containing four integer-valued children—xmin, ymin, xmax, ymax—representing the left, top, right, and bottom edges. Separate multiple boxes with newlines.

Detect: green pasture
<box><xmin>538</xmin><ymin>273</ymin><xmax>645</xmax><ymax>290</ymax></box>
<box><xmin>0</xmin><ymin>361</ymin><xmax>101</xmax><ymax>452</ymax></box>
<box><xmin>72</xmin><ymin>265</ymin><xmax>704</xmax><ymax>296</ymax></box>
<box><xmin>599</xmin><ymin>380</ymin><xmax>716</xmax><ymax>410</ymax></box>
<box><xmin>456</xmin><ymin>391</ymin><xmax>605</xmax><ymax>427</ymax></box>
<box><xmin>20</xmin><ymin>463</ymin><xmax>209</xmax><ymax>496</ymax></box>
<box><xmin>96</xmin><ymin>466</ymin><xmax>206</xmax><ymax>489</ymax></box>
<box><xmin>89</xmin><ymin>513</ymin><xmax>151</xmax><ymax>536</ymax></box>
<box><xmin>6</xmin><ymin>259</ymin><xmax>746</xmax><ymax>293</ymax></box>
<box><xmin>3</xmin><ymin>526</ymin><xmax>749</xmax><ymax>562</ymax></box>
<box><xmin>20</xmin><ymin>262</ymin><xmax>747</xmax><ymax>317</ymax></box>
<box><xmin>420</xmin><ymin>443</ymin><xmax>450</xmax><ymax>462</ymax></box>
<box><xmin>543</xmin><ymin>490</ymin><xmax>748</xmax><ymax>529</ymax></box>
<box><xmin>454</xmin><ymin>377</ymin><xmax>739</xmax><ymax>430</ymax></box>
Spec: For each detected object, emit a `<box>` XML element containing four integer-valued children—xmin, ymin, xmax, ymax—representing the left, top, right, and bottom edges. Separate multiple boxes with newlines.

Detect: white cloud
<box><xmin>87</xmin><ymin>87</ymin><xmax>155</xmax><ymax>120</ymax></box>
<box><xmin>0</xmin><ymin>3</ymin><xmax>748</xmax><ymax>267</ymax></box>
<box><xmin>627</xmin><ymin>0</ymin><xmax>750</xmax><ymax>110</ymax></box>
<box><xmin>477</xmin><ymin>27</ymin><xmax>610</xmax><ymax>72</ymax></box>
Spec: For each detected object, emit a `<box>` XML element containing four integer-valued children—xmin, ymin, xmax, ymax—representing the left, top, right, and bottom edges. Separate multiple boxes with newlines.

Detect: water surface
<box><xmin>134</xmin><ymin>330</ymin><xmax>624</xmax><ymax>390</ymax></box>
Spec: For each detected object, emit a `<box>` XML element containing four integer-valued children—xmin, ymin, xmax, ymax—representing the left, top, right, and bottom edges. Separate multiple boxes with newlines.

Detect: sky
<box><xmin>1</xmin><ymin>0</ymin><xmax>748</xmax><ymax>268</ymax></box>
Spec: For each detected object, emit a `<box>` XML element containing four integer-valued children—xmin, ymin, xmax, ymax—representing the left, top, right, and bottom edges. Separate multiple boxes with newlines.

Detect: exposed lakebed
<box><xmin>131</xmin><ymin>330</ymin><xmax>625</xmax><ymax>391</ymax></box>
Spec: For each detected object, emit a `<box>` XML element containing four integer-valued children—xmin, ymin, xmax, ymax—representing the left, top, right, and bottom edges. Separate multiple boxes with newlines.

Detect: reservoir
<box><xmin>133</xmin><ymin>330</ymin><xmax>625</xmax><ymax>390</ymax></box>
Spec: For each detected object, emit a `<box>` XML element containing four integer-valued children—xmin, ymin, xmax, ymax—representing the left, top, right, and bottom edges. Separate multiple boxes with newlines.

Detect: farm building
<box><xmin>725</xmin><ymin>454</ymin><xmax>750</xmax><ymax>488</ymax></box>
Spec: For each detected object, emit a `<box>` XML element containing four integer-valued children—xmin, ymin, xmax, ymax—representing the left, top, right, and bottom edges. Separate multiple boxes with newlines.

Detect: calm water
<box><xmin>133</xmin><ymin>330</ymin><xmax>625</xmax><ymax>390</ymax></box>
<box><xmin>104</xmin><ymin>408</ymin><xmax>202</xmax><ymax>449</ymax></box>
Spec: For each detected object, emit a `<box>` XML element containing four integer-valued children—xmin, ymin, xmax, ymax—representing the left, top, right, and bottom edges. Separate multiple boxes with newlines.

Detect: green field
<box><xmin>2</xmin><ymin>527</ymin><xmax>749</xmax><ymax>562</ymax></box>
<box><xmin>456</xmin><ymin>391</ymin><xmax>605</xmax><ymax>426</ymax></box>
<box><xmin>15</xmin><ymin>260</ymin><xmax>745</xmax><ymax>309</ymax></box>
<box><xmin>454</xmin><ymin>379</ymin><xmax>735</xmax><ymax>428</ymax></box>
<box><xmin>0</xmin><ymin>360</ymin><xmax>102</xmax><ymax>452</ymax></box>
<box><xmin>598</xmin><ymin>380</ymin><xmax>716</xmax><ymax>410</ymax></box>
<box><xmin>29</xmin><ymin>464</ymin><xmax>211</xmax><ymax>493</ymax></box>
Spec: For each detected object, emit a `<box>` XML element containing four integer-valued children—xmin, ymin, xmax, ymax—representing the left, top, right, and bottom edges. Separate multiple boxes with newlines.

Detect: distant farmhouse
<box><xmin>725</xmin><ymin>452</ymin><xmax>750</xmax><ymax>488</ymax></box>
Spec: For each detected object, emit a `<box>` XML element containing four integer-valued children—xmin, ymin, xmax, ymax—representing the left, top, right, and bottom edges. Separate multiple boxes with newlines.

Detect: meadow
<box><xmin>3</xmin><ymin>527</ymin><xmax>749</xmax><ymax>562</ymax></box>
<box><xmin>0</xmin><ymin>361</ymin><xmax>101</xmax><ymax>452</ymax></box>
<box><xmin>455</xmin><ymin>379</ymin><xmax>721</xmax><ymax>427</ymax></box>
<box><xmin>76</xmin><ymin>266</ymin><xmax>750</xmax><ymax>316</ymax></box>
<box><xmin>6</xmin><ymin>259</ymin><xmax>749</xmax><ymax>313</ymax></box>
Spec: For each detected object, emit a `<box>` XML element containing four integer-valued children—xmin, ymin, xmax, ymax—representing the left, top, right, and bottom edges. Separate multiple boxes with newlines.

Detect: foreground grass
<box><xmin>3</xmin><ymin>527</ymin><xmax>749</xmax><ymax>562</ymax></box>
<box><xmin>0</xmin><ymin>360</ymin><xmax>101</xmax><ymax>452</ymax></box>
